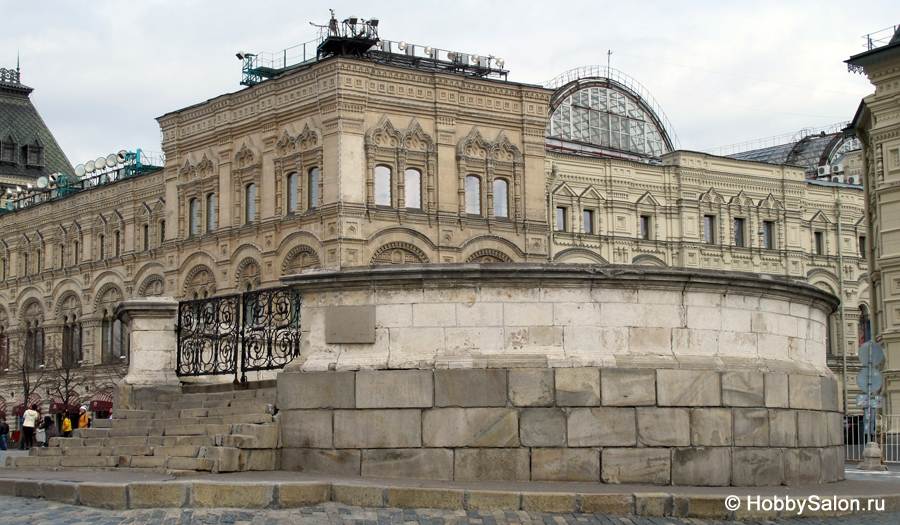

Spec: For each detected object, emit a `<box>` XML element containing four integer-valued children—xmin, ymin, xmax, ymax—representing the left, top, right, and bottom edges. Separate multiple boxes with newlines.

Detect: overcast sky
<box><xmin>1</xmin><ymin>0</ymin><xmax>895</xmax><ymax>165</ymax></box>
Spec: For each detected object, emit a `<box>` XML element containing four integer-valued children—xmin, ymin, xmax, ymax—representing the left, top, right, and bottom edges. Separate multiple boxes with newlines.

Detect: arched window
<box><xmin>189</xmin><ymin>198</ymin><xmax>199</xmax><ymax>235</ymax></box>
<box><xmin>405</xmin><ymin>169</ymin><xmax>421</xmax><ymax>209</ymax></box>
<box><xmin>25</xmin><ymin>322</ymin><xmax>44</xmax><ymax>371</ymax></box>
<box><xmin>99</xmin><ymin>235</ymin><xmax>105</xmax><ymax>260</ymax></box>
<box><xmin>858</xmin><ymin>304</ymin><xmax>872</xmax><ymax>346</ymax></box>
<box><xmin>206</xmin><ymin>194</ymin><xmax>216</xmax><ymax>231</ymax></box>
<box><xmin>142</xmin><ymin>224</ymin><xmax>149</xmax><ymax>251</ymax></box>
<box><xmin>102</xmin><ymin>317</ymin><xmax>129</xmax><ymax>365</ymax></box>
<box><xmin>375</xmin><ymin>165</ymin><xmax>392</xmax><ymax>206</ymax></box>
<box><xmin>62</xmin><ymin>318</ymin><xmax>83</xmax><ymax>368</ymax></box>
<box><xmin>287</xmin><ymin>173</ymin><xmax>298</xmax><ymax>213</ymax></box>
<box><xmin>0</xmin><ymin>327</ymin><xmax>8</xmax><ymax>372</ymax></box>
<box><xmin>465</xmin><ymin>176</ymin><xmax>481</xmax><ymax>215</ymax></box>
<box><xmin>493</xmin><ymin>179</ymin><xmax>509</xmax><ymax>218</ymax></box>
<box><xmin>307</xmin><ymin>168</ymin><xmax>319</xmax><ymax>209</ymax></box>
<box><xmin>245</xmin><ymin>183</ymin><xmax>256</xmax><ymax>223</ymax></box>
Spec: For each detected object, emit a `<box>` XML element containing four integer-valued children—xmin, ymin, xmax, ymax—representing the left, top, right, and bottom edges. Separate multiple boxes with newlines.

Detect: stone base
<box><xmin>278</xmin><ymin>367</ymin><xmax>844</xmax><ymax>486</ymax></box>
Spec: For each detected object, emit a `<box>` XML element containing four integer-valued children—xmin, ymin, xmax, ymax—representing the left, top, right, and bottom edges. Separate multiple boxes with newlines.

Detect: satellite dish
<box><xmin>106</xmin><ymin>154</ymin><xmax>117</xmax><ymax>167</ymax></box>
<box><xmin>75</xmin><ymin>164</ymin><xmax>86</xmax><ymax>177</ymax></box>
<box><xmin>36</xmin><ymin>176</ymin><xmax>49</xmax><ymax>190</ymax></box>
<box><xmin>425</xmin><ymin>46</ymin><xmax>434</xmax><ymax>57</ymax></box>
<box><xmin>96</xmin><ymin>157</ymin><xmax>107</xmax><ymax>170</ymax></box>
<box><xmin>5</xmin><ymin>202</ymin><xmax>14</xmax><ymax>211</ymax></box>
<box><xmin>471</xmin><ymin>54</ymin><xmax>480</xmax><ymax>64</ymax></box>
<box><xmin>398</xmin><ymin>41</ymin><xmax>407</xmax><ymax>51</ymax></box>
<box><xmin>15</xmin><ymin>186</ymin><xmax>23</xmax><ymax>194</ymax></box>
<box><xmin>85</xmin><ymin>161</ymin><xmax>95</xmax><ymax>173</ymax></box>
<box><xmin>116</xmin><ymin>150</ymin><xmax>128</xmax><ymax>163</ymax></box>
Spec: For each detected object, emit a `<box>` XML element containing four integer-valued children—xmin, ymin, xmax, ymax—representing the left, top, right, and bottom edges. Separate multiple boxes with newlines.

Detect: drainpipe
<box><xmin>837</xmin><ymin>198</ymin><xmax>848</xmax><ymax>416</ymax></box>
<box><xmin>548</xmin><ymin>163</ymin><xmax>558</xmax><ymax>262</ymax></box>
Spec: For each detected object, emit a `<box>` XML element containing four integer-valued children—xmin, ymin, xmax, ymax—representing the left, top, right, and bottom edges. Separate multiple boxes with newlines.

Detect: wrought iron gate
<box><xmin>177</xmin><ymin>287</ymin><xmax>302</xmax><ymax>381</ymax></box>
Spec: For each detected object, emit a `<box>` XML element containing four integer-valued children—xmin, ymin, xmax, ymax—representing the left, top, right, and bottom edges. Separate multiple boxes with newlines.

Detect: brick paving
<box><xmin>1</xmin><ymin>496</ymin><xmax>899</xmax><ymax>525</ymax></box>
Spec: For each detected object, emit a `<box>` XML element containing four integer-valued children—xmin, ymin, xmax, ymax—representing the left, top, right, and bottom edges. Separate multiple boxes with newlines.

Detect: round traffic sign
<box><xmin>856</xmin><ymin>367</ymin><xmax>883</xmax><ymax>394</ymax></box>
<box><xmin>859</xmin><ymin>341</ymin><xmax>885</xmax><ymax>367</ymax></box>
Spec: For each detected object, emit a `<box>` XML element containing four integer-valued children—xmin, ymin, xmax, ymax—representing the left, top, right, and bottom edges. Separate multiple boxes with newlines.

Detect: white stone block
<box><xmin>505</xmin><ymin>326</ymin><xmax>564</xmax><ymax>348</ymax></box>
<box><xmin>628</xmin><ymin>327</ymin><xmax>673</xmax><ymax>355</ymax></box>
<box><xmin>391</xmin><ymin>327</ymin><xmax>445</xmax><ymax>355</ymax></box>
<box><xmin>718</xmin><ymin>331</ymin><xmax>758</xmax><ymax>358</ymax></box>
<box><xmin>376</xmin><ymin>288</ymin><xmax>424</xmax><ymax>305</ymax></box>
<box><xmin>457</xmin><ymin>302</ymin><xmax>503</xmax><ymax>327</ymax></box>
<box><xmin>562</xmin><ymin>326</ymin><xmax>602</xmax><ymax>354</ymax></box>
<box><xmin>599</xmin><ymin>303</ymin><xmax>682</xmax><ymax>329</ymax></box>
<box><xmin>686</xmin><ymin>306</ymin><xmax>722</xmax><ymax>331</ymax></box>
<box><xmin>788</xmin><ymin>336</ymin><xmax>806</xmax><ymax>363</ymax></box>
<box><xmin>683</xmin><ymin>292</ymin><xmax>722</xmax><ymax>307</ymax></box>
<box><xmin>481</xmin><ymin>286</ymin><xmax>540</xmax><ymax>303</ymax></box>
<box><xmin>591</xmin><ymin>287</ymin><xmax>638</xmax><ymax>304</ymax></box>
<box><xmin>553</xmin><ymin>302</ymin><xmax>599</xmax><ymax>326</ymax></box>
<box><xmin>445</xmin><ymin>327</ymin><xmax>504</xmax><ymax>352</ymax></box>
<box><xmin>724</xmin><ymin>295</ymin><xmax>759</xmax><ymax>310</ymax></box>
<box><xmin>638</xmin><ymin>289</ymin><xmax>682</xmax><ymax>304</ymax></box>
<box><xmin>597</xmin><ymin>327</ymin><xmax>629</xmax><ymax>354</ymax></box>
<box><xmin>540</xmin><ymin>286</ymin><xmax>592</xmax><ymax>303</ymax></box>
<box><xmin>505</xmin><ymin>302</ymin><xmax>553</xmax><ymax>326</ymax></box>
<box><xmin>760</xmin><ymin>297</ymin><xmax>790</xmax><ymax>315</ymax></box>
<box><xmin>757</xmin><ymin>333</ymin><xmax>789</xmax><ymax>360</ymax></box>
<box><xmin>413</xmin><ymin>303</ymin><xmax>457</xmax><ymax>327</ymax></box>
<box><xmin>789</xmin><ymin>302</ymin><xmax>811</xmax><ymax>318</ymax></box>
<box><xmin>672</xmin><ymin>328</ymin><xmax>718</xmax><ymax>356</ymax></box>
<box><xmin>721</xmin><ymin>308</ymin><xmax>752</xmax><ymax>333</ymax></box>
<box><xmin>423</xmin><ymin>287</ymin><xmax>478</xmax><ymax>304</ymax></box>
<box><xmin>376</xmin><ymin>304</ymin><xmax>413</xmax><ymax>328</ymax></box>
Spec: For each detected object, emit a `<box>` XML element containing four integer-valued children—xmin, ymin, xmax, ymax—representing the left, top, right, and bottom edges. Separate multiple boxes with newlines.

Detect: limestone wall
<box><xmin>278</xmin><ymin>264</ymin><xmax>842</xmax><ymax>486</ymax></box>
<box><xmin>284</xmin><ymin>264</ymin><xmax>838</xmax><ymax>374</ymax></box>
<box><xmin>277</xmin><ymin>367</ymin><xmax>844</xmax><ymax>486</ymax></box>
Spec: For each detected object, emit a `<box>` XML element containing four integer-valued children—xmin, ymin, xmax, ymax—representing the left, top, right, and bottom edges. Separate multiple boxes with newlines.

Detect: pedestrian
<box><xmin>40</xmin><ymin>416</ymin><xmax>59</xmax><ymax>447</ymax></box>
<box><xmin>61</xmin><ymin>414</ymin><xmax>72</xmax><ymax>438</ymax></box>
<box><xmin>22</xmin><ymin>404</ymin><xmax>39</xmax><ymax>449</ymax></box>
<box><xmin>78</xmin><ymin>406</ymin><xmax>90</xmax><ymax>429</ymax></box>
<box><xmin>0</xmin><ymin>417</ymin><xmax>9</xmax><ymax>451</ymax></box>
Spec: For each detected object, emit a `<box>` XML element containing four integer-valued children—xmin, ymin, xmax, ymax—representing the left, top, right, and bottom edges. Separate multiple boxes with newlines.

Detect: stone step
<box><xmin>136</xmin><ymin>396</ymin><xmax>276</xmax><ymax>413</ymax></box>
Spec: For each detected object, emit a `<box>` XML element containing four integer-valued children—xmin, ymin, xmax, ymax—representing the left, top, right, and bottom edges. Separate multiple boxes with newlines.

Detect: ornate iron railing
<box><xmin>177</xmin><ymin>294</ymin><xmax>242</xmax><ymax>378</ymax></box>
<box><xmin>241</xmin><ymin>287</ymin><xmax>302</xmax><ymax>379</ymax></box>
<box><xmin>177</xmin><ymin>287</ymin><xmax>302</xmax><ymax>380</ymax></box>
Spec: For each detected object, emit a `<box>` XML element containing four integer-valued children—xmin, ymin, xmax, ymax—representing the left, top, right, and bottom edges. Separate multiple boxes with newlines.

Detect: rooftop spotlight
<box><xmin>398</xmin><ymin>41</ymin><xmax>407</xmax><ymax>51</ymax></box>
<box><xmin>471</xmin><ymin>54</ymin><xmax>480</xmax><ymax>64</ymax></box>
<box><xmin>347</xmin><ymin>15</ymin><xmax>358</xmax><ymax>24</ymax></box>
<box><xmin>368</xmin><ymin>18</ymin><xmax>378</xmax><ymax>27</ymax></box>
<box><xmin>496</xmin><ymin>58</ymin><xmax>505</xmax><ymax>68</ymax></box>
<box><xmin>424</xmin><ymin>46</ymin><xmax>434</xmax><ymax>57</ymax></box>
<box><xmin>236</xmin><ymin>51</ymin><xmax>251</xmax><ymax>60</ymax></box>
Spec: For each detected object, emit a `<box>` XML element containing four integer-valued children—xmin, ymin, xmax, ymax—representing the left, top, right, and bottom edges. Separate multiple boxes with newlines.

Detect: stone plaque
<box><xmin>325</xmin><ymin>305</ymin><xmax>376</xmax><ymax>344</ymax></box>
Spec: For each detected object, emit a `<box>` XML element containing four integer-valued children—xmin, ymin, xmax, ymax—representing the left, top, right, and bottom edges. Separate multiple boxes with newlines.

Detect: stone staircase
<box><xmin>5</xmin><ymin>382</ymin><xmax>280</xmax><ymax>476</ymax></box>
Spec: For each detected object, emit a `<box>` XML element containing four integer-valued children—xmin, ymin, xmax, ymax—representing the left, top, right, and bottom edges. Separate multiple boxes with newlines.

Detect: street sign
<box><xmin>859</xmin><ymin>341</ymin><xmax>885</xmax><ymax>367</ymax></box>
<box><xmin>857</xmin><ymin>367</ymin><xmax>884</xmax><ymax>394</ymax></box>
<box><xmin>857</xmin><ymin>394</ymin><xmax>884</xmax><ymax>408</ymax></box>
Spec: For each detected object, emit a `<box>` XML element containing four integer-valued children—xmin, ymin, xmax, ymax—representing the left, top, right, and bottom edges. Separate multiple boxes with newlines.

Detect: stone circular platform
<box><xmin>278</xmin><ymin>264</ymin><xmax>842</xmax><ymax>487</ymax></box>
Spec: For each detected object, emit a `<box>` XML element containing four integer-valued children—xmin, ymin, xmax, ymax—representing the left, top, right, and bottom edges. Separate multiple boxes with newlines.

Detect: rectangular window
<box><xmin>814</xmin><ymin>231</ymin><xmax>824</xmax><ymax>255</ymax></box>
<box><xmin>640</xmin><ymin>215</ymin><xmax>650</xmax><ymax>240</ymax></box>
<box><xmin>159</xmin><ymin>221</ymin><xmax>166</xmax><ymax>245</ymax></box>
<box><xmin>859</xmin><ymin>236</ymin><xmax>866</xmax><ymax>257</ymax></box>
<box><xmin>556</xmin><ymin>207</ymin><xmax>567</xmax><ymax>232</ymax></box>
<box><xmin>703</xmin><ymin>215</ymin><xmax>715</xmax><ymax>244</ymax></box>
<box><xmin>207</xmin><ymin>194</ymin><xmax>217</xmax><ymax>231</ymax></box>
<box><xmin>0</xmin><ymin>335</ymin><xmax>8</xmax><ymax>372</ymax></box>
<box><xmin>763</xmin><ymin>221</ymin><xmax>775</xmax><ymax>250</ymax></box>
<box><xmin>734</xmin><ymin>218</ymin><xmax>745</xmax><ymax>247</ymax></box>
<box><xmin>142</xmin><ymin>225</ymin><xmax>149</xmax><ymax>251</ymax></box>
<box><xmin>584</xmin><ymin>210</ymin><xmax>594</xmax><ymax>234</ymax></box>
<box><xmin>308</xmin><ymin>168</ymin><xmax>320</xmax><ymax>209</ymax></box>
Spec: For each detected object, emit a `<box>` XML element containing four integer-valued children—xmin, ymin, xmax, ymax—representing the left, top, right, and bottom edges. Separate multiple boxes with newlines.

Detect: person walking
<box><xmin>22</xmin><ymin>404</ymin><xmax>39</xmax><ymax>449</ymax></box>
<box><xmin>40</xmin><ymin>416</ymin><xmax>58</xmax><ymax>447</ymax></box>
<box><xmin>77</xmin><ymin>406</ymin><xmax>90</xmax><ymax>429</ymax></box>
<box><xmin>0</xmin><ymin>417</ymin><xmax>9</xmax><ymax>451</ymax></box>
<box><xmin>61</xmin><ymin>414</ymin><xmax>72</xmax><ymax>438</ymax></box>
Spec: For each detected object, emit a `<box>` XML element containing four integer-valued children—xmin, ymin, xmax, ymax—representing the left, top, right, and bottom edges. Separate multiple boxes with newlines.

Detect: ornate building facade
<box><xmin>0</xmin><ymin>29</ymin><xmax>871</xmax><ymax>422</ymax></box>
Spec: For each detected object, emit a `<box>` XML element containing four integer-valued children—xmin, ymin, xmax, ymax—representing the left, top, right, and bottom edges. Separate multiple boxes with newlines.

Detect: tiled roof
<box><xmin>0</xmin><ymin>76</ymin><xmax>74</xmax><ymax>181</ymax></box>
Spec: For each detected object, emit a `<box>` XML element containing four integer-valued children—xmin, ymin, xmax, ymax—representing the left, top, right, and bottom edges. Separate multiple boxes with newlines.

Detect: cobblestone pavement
<box><xmin>1</xmin><ymin>496</ymin><xmax>899</xmax><ymax>525</ymax></box>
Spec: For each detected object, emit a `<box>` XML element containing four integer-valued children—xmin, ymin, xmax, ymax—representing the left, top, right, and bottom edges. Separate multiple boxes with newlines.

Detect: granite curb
<box><xmin>0</xmin><ymin>474</ymin><xmax>898</xmax><ymax>519</ymax></box>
